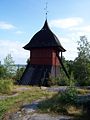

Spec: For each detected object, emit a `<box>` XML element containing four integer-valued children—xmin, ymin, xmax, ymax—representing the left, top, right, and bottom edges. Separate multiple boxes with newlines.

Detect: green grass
<box><xmin>38</xmin><ymin>93</ymin><xmax>68</xmax><ymax>114</ymax></box>
<box><xmin>0</xmin><ymin>79</ymin><xmax>13</xmax><ymax>94</ymax></box>
<box><xmin>0</xmin><ymin>86</ymin><xmax>55</xmax><ymax>119</ymax></box>
<box><xmin>77</xmin><ymin>88</ymin><xmax>90</xmax><ymax>95</ymax></box>
<box><xmin>38</xmin><ymin>89</ymin><xmax>90</xmax><ymax>120</ymax></box>
<box><xmin>38</xmin><ymin>93</ymin><xmax>85</xmax><ymax>118</ymax></box>
<box><xmin>0</xmin><ymin>85</ymin><xmax>90</xmax><ymax>120</ymax></box>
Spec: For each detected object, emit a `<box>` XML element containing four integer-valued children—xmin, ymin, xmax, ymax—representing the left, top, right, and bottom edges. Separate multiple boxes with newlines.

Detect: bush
<box><xmin>0</xmin><ymin>65</ymin><xmax>7</xmax><ymax>79</ymax></box>
<box><xmin>15</xmin><ymin>67</ymin><xmax>25</xmax><ymax>81</ymax></box>
<box><xmin>48</xmin><ymin>75</ymin><xmax>71</xmax><ymax>86</ymax></box>
<box><xmin>59</xmin><ymin>86</ymin><xmax>78</xmax><ymax>104</ymax></box>
<box><xmin>38</xmin><ymin>86</ymin><xmax>78</xmax><ymax>114</ymax></box>
<box><xmin>0</xmin><ymin>79</ymin><xmax>13</xmax><ymax>94</ymax></box>
<box><xmin>48</xmin><ymin>77</ymin><xmax>60</xmax><ymax>86</ymax></box>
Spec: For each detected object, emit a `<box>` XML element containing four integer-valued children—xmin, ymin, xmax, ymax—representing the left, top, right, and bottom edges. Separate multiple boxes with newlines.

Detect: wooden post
<box><xmin>61</xmin><ymin>52</ymin><xmax>62</xmax><ymax>61</ymax></box>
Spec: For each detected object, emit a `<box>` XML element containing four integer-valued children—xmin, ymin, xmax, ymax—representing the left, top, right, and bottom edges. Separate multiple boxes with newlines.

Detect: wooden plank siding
<box><xmin>30</xmin><ymin>48</ymin><xmax>60</xmax><ymax>66</ymax></box>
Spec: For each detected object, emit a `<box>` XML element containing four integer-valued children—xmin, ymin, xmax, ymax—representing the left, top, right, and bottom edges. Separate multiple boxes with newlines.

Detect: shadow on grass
<box><xmin>38</xmin><ymin>93</ymin><xmax>70</xmax><ymax>114</ymax></box>
<box><xmin>38</xmin><ymin>92</ymin><xmax>90</xmax><ymax>120</ymax></box>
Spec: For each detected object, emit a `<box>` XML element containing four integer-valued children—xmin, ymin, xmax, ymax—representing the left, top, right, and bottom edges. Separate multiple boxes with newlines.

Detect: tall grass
<box><xmin>0</xmin><ymin>79</ymin><xmax>13</xmax><ymax>94</ymax></box>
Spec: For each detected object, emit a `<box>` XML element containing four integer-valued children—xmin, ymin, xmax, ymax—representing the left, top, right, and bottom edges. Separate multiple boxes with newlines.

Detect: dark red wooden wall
<box><xmin>30</xmin><ymin>48</ymin><xmax>60</xmax><ymax>66</ymax></box>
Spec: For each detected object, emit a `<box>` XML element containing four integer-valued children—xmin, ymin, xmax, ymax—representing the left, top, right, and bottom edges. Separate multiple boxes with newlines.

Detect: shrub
<box><xmin>48</xmin><ymin>75</ymin><xmax>71</xmax><ymax>86</ymax></box>
<box><xmin>0</xmin><ymin>65</ymin><xmax>7</xmax><ymax>79</ymax></box>
<box><xmin>48</xmin><ymin>77</ymin><xmax>60</xmax><ymax>86</ymax></box>
<box><xmin>59</xmin><ymin>86</ymin><xmax>78</xmax><ymax>104</ymax></box>
<box><xmin>15</xmin><ymin>67</ymin><xmax>25</xmax><ymax>81</ymax></box>
<box><xmin>38</xmin><ymin>87</ymin><xmax>78</xmax><ymax>114</ymax></box>
<box><xmin>0</xmin><ymin>79</ymin><xmax>13</xmax><ymax>94</ymax></box>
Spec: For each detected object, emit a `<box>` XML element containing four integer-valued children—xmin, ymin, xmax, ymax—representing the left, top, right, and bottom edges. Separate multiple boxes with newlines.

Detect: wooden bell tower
<box><xmin>19</xmin><ymin>20</ymin><xmax>68</xmax><ymax>86</ymax></box>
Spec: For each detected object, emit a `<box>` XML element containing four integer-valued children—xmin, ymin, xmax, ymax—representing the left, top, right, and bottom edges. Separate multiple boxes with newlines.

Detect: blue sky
<box><xmin>0</xmin><ymin>0</ymin><xmax>90</xmax><ymax>64</ymax></box>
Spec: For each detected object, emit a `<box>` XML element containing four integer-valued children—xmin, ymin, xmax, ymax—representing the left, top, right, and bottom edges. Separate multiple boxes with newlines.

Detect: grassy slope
<box><xmin>0</xmin><ymin>86</ymin><xmax>55</xmax><ymax>119</ymax></box>
<box><xmin>0</xmin><ymin>86</ymin><xmax>90</xmax><ymax>120</ymax></box>
<box><xmin>38</xmin><ymin>88</ymin><xmax>90</xmax><ymax>120</ymax></box>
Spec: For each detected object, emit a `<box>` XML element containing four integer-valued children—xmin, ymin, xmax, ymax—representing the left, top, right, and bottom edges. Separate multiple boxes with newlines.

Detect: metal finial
<box><xmin>44</xmin><ymin>2</ymin><xmax>48</xmax><ymax>19</ymax></box>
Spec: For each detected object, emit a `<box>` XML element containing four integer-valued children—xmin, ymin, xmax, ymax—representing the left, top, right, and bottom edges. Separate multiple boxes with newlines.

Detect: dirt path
<box><xmin>0</xmin><ymin>86</ymin><xmax>31</xmax><ymax>100</ymax></box>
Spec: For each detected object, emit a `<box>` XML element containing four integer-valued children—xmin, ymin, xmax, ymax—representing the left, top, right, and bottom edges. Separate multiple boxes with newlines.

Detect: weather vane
<box><xmin>44</xmin><ymin>2</ymin><xmax>48</xmax><ymax>19</ymax></box>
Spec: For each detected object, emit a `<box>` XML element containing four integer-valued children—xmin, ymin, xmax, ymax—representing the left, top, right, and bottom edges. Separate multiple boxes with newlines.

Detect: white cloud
<box><xmin>0</xmin><ymin>37</ymin><xmax>78</xmax><ymax>64</ymax></box>
<box><xmin>58</xmin><ymin>37</ymin><xmax>78</xmax><ymax>60</ymax></box>
<box><xmin>49</xmin><ymin>17</ymin><xmax>83</xmax><ymax>28</ymax></box>
<box><xmin>0</xmin><ymin>21</ymin><xmax>16</xmax><ymax>30</ymax></box>
<box><xmin>70</xmin><ymin>25</ymin><xmax>90</xmax><ymax>33</ymax></box>
<box><xmin>68</xmin><ymin>25</ymin><xmax>90</xmax><ymax>43</ymax></box>
<box><xmin>15</xmin><ymin>30</ymin><xmax>24</xmax><ymax>35</ymax></box>
<box><xmin>0</xmin><ymin>40</ymin><xmax>29</xmax><ymax>64</ymax></box>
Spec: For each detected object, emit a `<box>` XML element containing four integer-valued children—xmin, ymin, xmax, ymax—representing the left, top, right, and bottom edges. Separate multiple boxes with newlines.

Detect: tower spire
<box><xmin>44</xmin><ymin>2</ymin><xmax>48</xmax><ymax>20</ymax></box>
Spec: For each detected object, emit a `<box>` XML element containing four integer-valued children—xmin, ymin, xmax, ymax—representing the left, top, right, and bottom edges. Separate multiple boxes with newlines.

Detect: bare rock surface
<box><xmin>9</xmin><ymin>112</ymin><xmax>72</xmax><ymax>120</ymax></box>
<box><xmin>8</xmin><ymin>99</ymin><xmax>72</xmax><ymax>120</ymax></box>
<box><xmin>1</xmin><ymin>86</ymin><xmax>90</xmax><ymax>120</ymax></box>
<box><xmin>1</xmin><ymin>87</ymin><xmax>72</xmax><ymax>120</ymax></box>
<box><xmin>22</xmin><ymin>113</ymin><xmax>72</xmax><ymax>120</ymax></box>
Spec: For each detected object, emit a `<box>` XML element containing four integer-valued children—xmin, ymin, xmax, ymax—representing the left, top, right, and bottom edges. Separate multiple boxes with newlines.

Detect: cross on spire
<box><xmin>44</xmin><ymin>2</ymin><xmax>48</xmax><ymax>19</ymax></box>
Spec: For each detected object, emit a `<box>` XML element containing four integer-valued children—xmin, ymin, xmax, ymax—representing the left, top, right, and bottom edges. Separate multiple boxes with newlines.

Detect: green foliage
<box><xmin>15</xmin><ymin>67</ymin><xmax>25</xmax><ymax>81</ymax></box>
<box><xmin>4</xmin><ymin>54</ymin><xmax>16</xmax><ymax>79</ymax></box>
<box><xmin>47</xmin><ymin>64</ymin><xmax>69</xmax><ymax>86</ymax></box>
<box><xmin>59</xmin><ymin>86</ymin><xmax>78</xmax><ymax>104</ymax></box>
<box><xmin>0</xmin><ymin>79</ymin><xmax>13</xmax><ymax>94</ymax></box>
<box><xmin>59</xmin><ymin>69</ymin><xmax>70</xmax><ymax>86</ymax></box>
<box><xmin>0</xmin><ymin>65</ymin><xmax>7</xmax><ymax>79</ymax></box>
<box><xmin>25</xmin><ymin>37</ymin><xmax>90</xmax><ymax>87</ymax></box>
<box><xmin>38</xmin><ymin>93</ymin><xmax>67</xmax><ymax>114</ymax></box>
<box><xmin>59</xmin><ymin>77</ymin><xmax>69</xmax><ymax>86</ymax></box>
<box><xmin>38</xmin><ymin>85</ymin><xmax>78</xmax><ymax>114</ymax></box>
<box><xmin>59</xmin><ymin>58</ymin><xmax>75</xmax><ymax>86</ymax></box>
<box><xmin>73</xmin><ymin>57</ymin><xmax>90</xmax><ymax>86</ymax></box>
<box><xmin>48</xmin><ymin>76</ymin><xmax>60</xmax><ymax>86</ymax></box>
<box><xmin>72</xmin><ymin>36</ymin><xmax>90</xmax><ymax>86</ymax></box>
<box><xmin>69</xmin><ymin>72</ymin><xmax>76</xmax><ymax>86</ymax></box>
<box><xmin>48</xmin><ymin>75</ymin><xmax>69</xmax><ymax>86</ymax></box>
<box><xmin>66</xmin><ymin>60</ymin><xmax>74</xmax><ymax>76</ymax></box>
<box><xmin>0</xmin><ymin>87</ymin><xmax>54</xmax><ymax>119</ymax></box>
<box><xmin>77</xmin><ymin>36</ymin><xmax>90</xmax><ymax>60</ymax></box>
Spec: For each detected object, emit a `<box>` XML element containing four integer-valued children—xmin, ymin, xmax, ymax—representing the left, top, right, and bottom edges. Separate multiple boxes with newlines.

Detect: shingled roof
<box><xmin>23</xmin><ymin>20</ymin><xmax>66</xmax><ymax>52</ymax></box>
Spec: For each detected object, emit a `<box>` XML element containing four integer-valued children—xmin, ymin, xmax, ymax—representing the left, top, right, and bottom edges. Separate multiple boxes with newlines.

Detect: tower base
<box><xmin>19</xmin><ymin>64</ymin><xmax>60</xmax><ymax>86</ymax></box>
